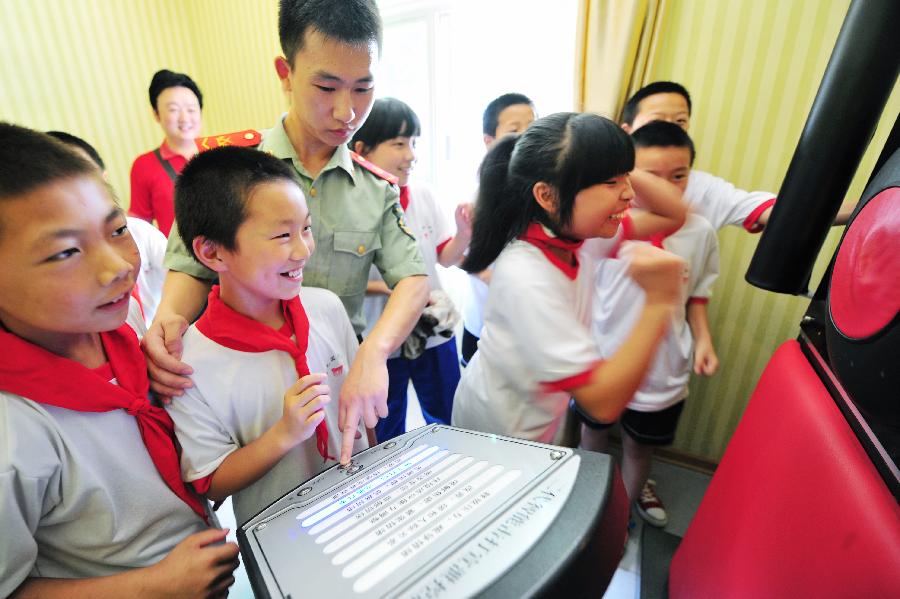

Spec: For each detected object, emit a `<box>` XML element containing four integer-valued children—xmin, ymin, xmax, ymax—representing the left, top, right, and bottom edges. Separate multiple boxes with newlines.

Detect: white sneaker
<box><xmin>635</xmin><ymin>479</ymin><xmax>668</xmax><ymax>528</ymax></box>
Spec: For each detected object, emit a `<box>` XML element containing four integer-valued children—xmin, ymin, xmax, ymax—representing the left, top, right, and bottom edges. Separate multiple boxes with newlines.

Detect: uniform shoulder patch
<box><xmin>350</xmin><ymin>151</ymin><xmax>399</xmax><ymax>185</ymax></box>
<box><xmin>194</xmin><ymin>129</ymin><xmax>262</xmax><ymax>152</ymax></box>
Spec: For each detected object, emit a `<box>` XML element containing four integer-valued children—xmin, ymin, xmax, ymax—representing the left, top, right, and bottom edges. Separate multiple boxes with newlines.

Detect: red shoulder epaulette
<box><xmin>194</xmin><ymin>129</ymin><xmax>262</xmax><ymax>152</ymax></box>
<box><xmin>349</xmin><ymin>151</ymin><xmax>399</xmax><ymax>185</ymax></box>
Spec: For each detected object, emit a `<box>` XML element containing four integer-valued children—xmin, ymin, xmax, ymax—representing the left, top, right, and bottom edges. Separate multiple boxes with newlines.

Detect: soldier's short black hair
<box><xmin>621</xmin><ymin>81</ymin><xmax>691</xmax><ymax>126</ymax></box>
<box><xmin>46</xmin><ymin>131</ymin><xmax>106</xmax><ymax>171</ymax></box>
<box><xmin>631</xmin><ymin>120</ymin><xmax>696</xmax><ymax>164</ymax></box>
<box><xmin>149</xmin><ymin>69</ymin><xmax>203</xmax><ymax>112</ymax></box>
<box><xmin>0</xmin><ymin>123</ymin><xmax>101</xmax><ymax>237</ymax></box>
<box><xmin>175</xmin><ymin>146</ymin><xmax>300</xmax><ymax>261</ymax></box>
<box><xmin>279</xmin><ymin>0</ymin><xmax>382</xmax><ymax>67</ymax></box>
<box><xmin>482</xmin><ymin>93</ymin><xmax>534</xmax><ymax>137</ymax></box>
<box><xmin>350</xmin><ymin>97</ymin><xmax>421</xmax><ymax>154</ymax></box>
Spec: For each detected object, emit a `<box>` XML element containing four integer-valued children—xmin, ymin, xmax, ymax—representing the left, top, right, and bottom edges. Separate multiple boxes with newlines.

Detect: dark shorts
<box><xmin>570</xmin><ymin>399</ymin><xmax>685</xmax><ymax>446</ymax></box>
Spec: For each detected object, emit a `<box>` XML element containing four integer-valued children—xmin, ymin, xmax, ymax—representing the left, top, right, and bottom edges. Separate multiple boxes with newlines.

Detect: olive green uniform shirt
<box><xmin>163</xmin><ymin>117</ymin><xmax>426</xmax><ymax>334</ymax></box>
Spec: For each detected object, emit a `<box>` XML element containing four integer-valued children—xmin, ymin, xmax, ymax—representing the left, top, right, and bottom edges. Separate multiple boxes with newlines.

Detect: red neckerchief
<box><xmin>399</xmin><ymin>185</ymin><xmax>410</xmax><ymax>211</ymax></box>
<box><xmin>0</xmin><ymin>324</ymin><xmax>209</xmax><ymax>523</ymax></box>
<box><xmin>518</xmin><ymin>222</ymin><xmax>584</xmax><ymax>280</ymax></box>
<box><xmin>195</xmin><ymin>286</ymin><xmax>334</xmax><ymax>463</ymax></box>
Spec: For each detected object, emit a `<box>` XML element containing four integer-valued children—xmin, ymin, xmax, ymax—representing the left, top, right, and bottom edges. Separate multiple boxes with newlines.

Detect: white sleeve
<box><xmin>165</xmin><ymin>385</ymin><xmax>238</xmax><ymax>482</ymax></box>
<box><xmin>686</xmin><ymin>170</ymin><xmax>775</xmax><ymax>231</ymax></box>
<box><xmin>426</xmin><ymin>187</ymin><xmax>453</xmax><ymax>248</ymax></box>
<box><xmin>0</xmin><ymin>400</ymin><xmax>59</xmax><ymax>595</ymax></box>
<box><xmin>690</xmin><ymin>224</ymin><xmax>720</xmax><ymax>300</ymax></box>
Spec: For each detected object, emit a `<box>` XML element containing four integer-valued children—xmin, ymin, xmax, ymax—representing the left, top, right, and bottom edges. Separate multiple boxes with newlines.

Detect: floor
<box><xmin>602</xmin><ymin>451</ymin><xmax>712</xmax><ymax>599</ymax></box>
<box><xmin>219</xmin><ymin>387</ymin><xmax>711</xmax><ymax>599</ymax></box>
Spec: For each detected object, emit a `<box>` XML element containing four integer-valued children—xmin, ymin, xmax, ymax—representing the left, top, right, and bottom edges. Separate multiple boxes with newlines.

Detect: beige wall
<box><xmin>647</xmin><ymin>0</ymin><xmax>900</xmax><ymax>459</ymax></box>
<box><xmin>0</xmin><ymin>0</ymin><xmax>286</xmax><ymax>206</ymax></box>
<box><xmin>0</xmin><ymin>0</ymin><xmax>199</xmax><ymax>204</ymax></box>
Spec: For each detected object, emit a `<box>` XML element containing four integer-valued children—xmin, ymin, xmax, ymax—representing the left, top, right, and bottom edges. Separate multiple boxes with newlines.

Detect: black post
<box><xmin>745</xmin><ymin>0</ymin><xmax>900</xmax><ymax>294</ymax></box>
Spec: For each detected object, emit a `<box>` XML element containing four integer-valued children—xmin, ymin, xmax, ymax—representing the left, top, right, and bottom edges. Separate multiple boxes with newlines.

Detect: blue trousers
<box><xmin>375</xmin><ymin>337</ymin><xmax>461</xmax><ymax>442</ymax></box>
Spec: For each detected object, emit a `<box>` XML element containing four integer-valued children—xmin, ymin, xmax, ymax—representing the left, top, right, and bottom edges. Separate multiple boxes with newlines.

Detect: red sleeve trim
<box><xmin>743</xmin><ymin>198</ymin><xmax>776</xmax><ymax>233</ymax></box>
<box><xmin>190</xmin><ymin>474</ymin><xmax>213</xmax><ymax>495</ymax></box>
<box><xmin>539</xmin><ymin>360</ymin><xmax>603</xmax><ymax>393</ymax></box>
<box><xmin>688</xmin><ymin>297</ymin><xmax>710</xmax><ymax>305</ymax></box>
<box><xmin>435</xmin><ymin>237</ymin><xmax>453</xmax><ymax>256</ymax></box>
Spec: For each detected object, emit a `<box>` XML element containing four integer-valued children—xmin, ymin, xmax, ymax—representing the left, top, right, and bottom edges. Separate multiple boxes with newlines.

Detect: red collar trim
<box><xmin>518</xmin><ymin>222</ymin><xmax>583</xmax><ymax>280</ymax></box>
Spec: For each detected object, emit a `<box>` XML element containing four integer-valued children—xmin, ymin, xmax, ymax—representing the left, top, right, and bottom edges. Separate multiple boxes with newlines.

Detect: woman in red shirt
<box><xmin>129</xmin><ymin>70</ymin><xmax>203</xmax><ymax>236</ymax></box>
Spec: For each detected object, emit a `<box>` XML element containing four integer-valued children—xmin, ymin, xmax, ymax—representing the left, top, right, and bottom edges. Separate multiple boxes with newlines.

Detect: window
<box><xmin>378</xmin><ymin>0</ymin><xmax>579</xmax><ymax>207</ymax></box>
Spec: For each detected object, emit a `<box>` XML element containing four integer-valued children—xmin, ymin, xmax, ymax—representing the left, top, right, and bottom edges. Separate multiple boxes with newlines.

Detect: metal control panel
<box><xmin>238</xmin><ymin>425</ymin><xmax>619</xmax><ymax>598</ymax></box>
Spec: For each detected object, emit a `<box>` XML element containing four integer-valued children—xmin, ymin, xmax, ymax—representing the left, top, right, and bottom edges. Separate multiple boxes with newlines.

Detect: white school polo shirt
<box><xmin>168</xmin><ymin>287</ymin><xmax>368</xmax><ymax>526</ymax></box>
<box><xmin>452</xmin><ymin>240</ymin><xmax>601</xmax><ymax>443</ymax></box>
<box><xmin>592</xmin><ymin>214</ymin><xmax>719</xmax><ymax>412</ymax></box>
<box><xmin>0</xmin><ymin>302</ymin><xmax>210</xmax><ymax>594</ymax></box>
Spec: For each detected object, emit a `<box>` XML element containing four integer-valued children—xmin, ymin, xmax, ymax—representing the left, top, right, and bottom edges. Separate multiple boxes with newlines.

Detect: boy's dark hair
<box><xmin>175</xmin><ymin>146</ymin><xmax>300</xmax><ymax>261</ymax></box>
<box><xmin>621</xmin><ymin>81</ymin><xmax>692</xmax><ymax>126</ymax></box>
<box><xmin>0</xmin><ymin>123</ymin><xmax>100</xmax><ymax>238</ymax></box>
<box><xmin>46</xmin><ymin>131</ymin><xmax>106</xmax><ymax>171</ymax></box>
<box><xmin>279</xmin><ymin>0</ymin><xmax>382</xmax><ymax>66</ymax></box>
<box><xmin>0</xmin><ymin>123</ymin><xmax>97</xmax><ymax>202</ymax></box>
<box><xmin>463</xmin><ymin>112</ymin><xmax>634</xmax><ymax>273</ymax></box>
<box><xmin>482</xmin><ymin>93</ymin><xmax>535</xmax><ymax>137</ymax></box>
<box><xmin>149</xmin><ymin>69</ymin><xmax>203</xmax><ymax>112</ymax></box>
<box><xmin>350</xmin><ymin>97</ymin><xmax>421</xmax><ymax>154</ymax></box>
<box><xmin>631</xmin><ymin>120</ymin><xmax>696</xmax><ymax>164</ymax></box>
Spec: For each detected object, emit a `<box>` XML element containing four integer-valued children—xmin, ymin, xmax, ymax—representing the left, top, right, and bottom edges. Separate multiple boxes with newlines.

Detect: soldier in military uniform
<box><xmin>143</xmin><ymin>0</ymin><xmax>428</xmax><ymax>465</ymax></box>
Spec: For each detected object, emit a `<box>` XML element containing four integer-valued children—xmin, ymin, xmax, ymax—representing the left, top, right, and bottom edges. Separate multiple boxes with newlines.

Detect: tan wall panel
<box><xmin>183</xmin><ymin>0</ymin><xmax>285</xmax><ymax>135</ymax></box>
<box><xmin>0</xmin><ymin>0</ymin><xmax>199</xmax><ymax>206</ymax></box>
<box><xmin>648</xmin><ymin>0</ymin><xmax>900</xmax><ymax>459</ymax></box>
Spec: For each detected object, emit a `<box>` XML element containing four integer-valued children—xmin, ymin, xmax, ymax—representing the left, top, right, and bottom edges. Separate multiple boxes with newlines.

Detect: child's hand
<box><xmin>455</xmin><ymin>203</ymin><xmax>474</xmax><ymax>240</ymax></box>
<box><xmin>623</xmin><ymin>243</ymin><xmax>686</xmax><ymax>306</ymax></box>
<box><xmin>143</xmin><ymin>313</ymin><xmax>193</xmax><ymax>400</ymax></box>
<box><xmin>693</xmin><ymin>337</ymin><xmax>719</xmax><ymax>376</ymax></box>
<box><xmin>149</xmin><ymin>528</ymin><xmax>239</xmax><ymax>598</ymax></box>
<box><xmin>279</xmin><ymin>373</ymin><xmax>330</xmax><ymax>447</ymax></box>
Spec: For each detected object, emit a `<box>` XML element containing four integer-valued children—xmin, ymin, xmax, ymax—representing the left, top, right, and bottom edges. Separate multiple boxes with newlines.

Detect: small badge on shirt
<box><xmin>391</xmin><ymin>203</ymin><xmax>417</xmax><ymax>241</ymax></box>
<box><xmin>327</xmin><ymin>353</ymin><xmax>345</xmax><ymax>377</ymax></box>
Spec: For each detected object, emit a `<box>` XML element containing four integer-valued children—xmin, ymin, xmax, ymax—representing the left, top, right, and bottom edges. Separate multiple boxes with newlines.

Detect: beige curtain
<box><xmin>575</xmin><ymin>0</ymin><xmax>668</xmax><ymax>120</ymax></box>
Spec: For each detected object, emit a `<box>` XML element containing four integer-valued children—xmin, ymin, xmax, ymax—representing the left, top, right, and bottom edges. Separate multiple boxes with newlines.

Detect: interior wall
<box><xmin>647</xmin><ymin>0</ymin><xmax>900</xmax><ymax>460</ymax></box>
<box><xmin>182</xmin><ymin>0</ymin><xmax>285</xmax><ymax>136</ymax></box>
<box><xmin>0</xmin><ymin>0</ymin><xmax>199</xmax><ymax>205</ymax></box>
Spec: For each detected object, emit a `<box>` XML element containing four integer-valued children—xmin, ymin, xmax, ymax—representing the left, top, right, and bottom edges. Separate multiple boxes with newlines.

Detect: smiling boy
<box><xmin>146</xmin><ymin>0</ymin><xmax>428</xmax><ymax>464</ymax></box>
<box><xmin>166</xmin><ymin>146</ymin><xmax>367</xmax><ymax>525</ymax></box>
<box><xmin>0</xmin><ymin>123</ymin><xmax>237</xmax><ymax>598</ymax></box>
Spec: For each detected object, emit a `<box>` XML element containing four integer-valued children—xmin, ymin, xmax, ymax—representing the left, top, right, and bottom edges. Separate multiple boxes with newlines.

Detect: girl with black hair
<box><xmin>351</xmin><ymin>98</ymin><xmax>473</xmax><ymax>441</ymax></box>
<box><xmin>451</xmin><ymin>112</ymin><xmax>687</xmax><ymax>443</ymax></box>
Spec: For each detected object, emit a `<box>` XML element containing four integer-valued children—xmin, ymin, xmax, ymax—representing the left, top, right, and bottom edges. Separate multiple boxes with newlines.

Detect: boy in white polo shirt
<box><xmin>580</xmin><ymin>122</ymin><xmax>720</xmax><ymax>529</ymax></box>
<box><xmin>166</xmin><ymin>146</ymin><xmax>367</xmax><ymax>525</ymax></box>
<box><xmin>621</xmin><ymin>81</ymin><xmax>776</xmax><ymax>231</ymax></box>
<box><xmin>0</xmin><ymin>124</ymin><xmax>237</xmax><ymax>597</ymax></box>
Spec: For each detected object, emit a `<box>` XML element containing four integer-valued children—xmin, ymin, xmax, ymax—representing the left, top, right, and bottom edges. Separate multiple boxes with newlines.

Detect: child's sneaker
<box><xmin>635</xmin><ymin>479</ymin><xmax>668</xmax><ymax>528</ymax></box>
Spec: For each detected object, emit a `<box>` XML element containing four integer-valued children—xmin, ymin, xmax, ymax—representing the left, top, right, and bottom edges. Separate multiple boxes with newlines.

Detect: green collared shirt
<box><xmin>164</xmin><ymin>117</ymin><xmax>426</xmax><ymax>334</ymax></box>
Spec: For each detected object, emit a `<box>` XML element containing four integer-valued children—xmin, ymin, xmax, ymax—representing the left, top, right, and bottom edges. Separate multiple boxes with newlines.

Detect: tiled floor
<box><xmin>220</xmin><ymin>388</ymin><xmax>712</xmax><ymax>598</ymax></box>
<box><xmin>602</xmin><ymin>449</ymin><xmax>712</xmax><ymax>599</ymax></box>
